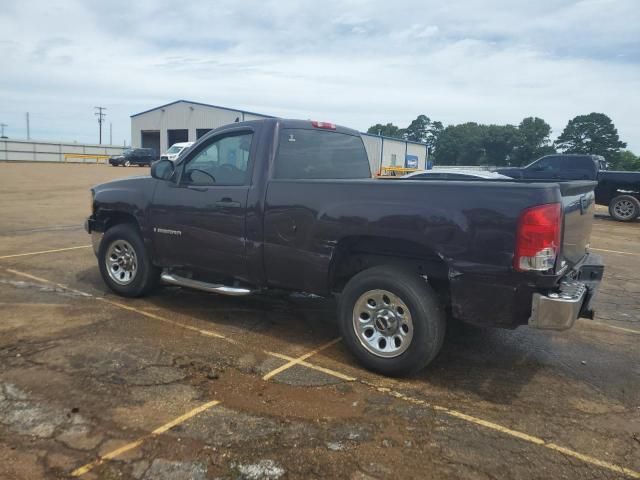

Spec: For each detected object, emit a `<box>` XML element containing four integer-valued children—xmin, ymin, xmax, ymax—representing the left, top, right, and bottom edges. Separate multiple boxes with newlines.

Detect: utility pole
<box><xmin>26</xmin><ymin>113</ymin><xmax>30</xmax><ymax>139</ymax></box>
<box><xmin>94</xmin><ymin>106</ymin><xmax>107</xmax><ymax>144</ymax></box>
<box><xmin>109</xmin><ymin>122</ymin><xmax>113</xmax><ymax>145</ymax></box>
<box><xmin>0</xmin><ymin>123</ymin><xmax>7</xmax><ymax>138</ymax></box>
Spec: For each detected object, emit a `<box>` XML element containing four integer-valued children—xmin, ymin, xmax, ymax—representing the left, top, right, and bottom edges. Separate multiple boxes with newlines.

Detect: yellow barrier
<box><xmin>64</xmin><ymin>154</ymin><xmax>111</xmax><ymax>164</ymax></box>
<box><xmin>378</xmin><ymin>166</ymin><xmax>420</xmax><ymax>177</ymax></box>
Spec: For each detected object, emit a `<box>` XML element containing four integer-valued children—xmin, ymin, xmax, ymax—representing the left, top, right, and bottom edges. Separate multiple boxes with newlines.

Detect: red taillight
<box><xmin>514</xmin><ymin>203</ymin><xmax>562</xmax><ymax>272</ymax></box>
<box><xmin>311</xmin><ymin>120</ymin><xmax>336</xmax><ymax>130</ymax></box>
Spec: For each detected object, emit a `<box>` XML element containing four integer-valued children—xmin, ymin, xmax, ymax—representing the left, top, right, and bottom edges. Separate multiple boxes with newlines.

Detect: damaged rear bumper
<box><xmin>528</xmin><ymin>253</ymin><xmax>603</xmax><ymax>330</ymax></box>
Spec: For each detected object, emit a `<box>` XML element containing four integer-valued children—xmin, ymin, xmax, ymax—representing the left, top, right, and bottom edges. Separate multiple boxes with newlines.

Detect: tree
<box><xmin>366</xmin><ymin>123</ymin><xmax>404</xmax><ymax>139</ymax></box>
<box><xmin>403</xmin><ymin>115</ymin><xmax>443</xmax><ymax>154</ymax></box>
<box><xmin>610</xmin><ymin>150</ymin><xmax>640</xmax><ymax>171</ymax></box>
<box><xmin>434</xmin><ymin>123</ymin><xmax>487</xmax><ymax>165</ymax></box>
<box><xmin>482</xmin><ymin>124</ymin><xmax>521</xmax><ymax>166</ymax></box>
<box><xmin>511</xmin><ymin>117</ymin><xmax>554</xmax><ymax>166</ymax></box>
<box><xmin>555</xmin><ymin>113</ymin><xmax>626</xmax><ymax>160</ymax></box>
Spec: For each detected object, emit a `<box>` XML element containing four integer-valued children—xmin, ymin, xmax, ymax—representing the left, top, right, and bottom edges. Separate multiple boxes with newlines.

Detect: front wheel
<box><xmin>124</xmin><ymin>160</ymin><xmax>131</xmax><ymax>167</ymax></box>
<box><xmin>98</xmin><ymin>224</ymin><xmax>159</xmax><ymax>297</ymax></box>
<box><xmin>609</xmin><ymin>195</ymin><xmax>640</xmax><ymax>222</ymax></box>
<box><xmin>338</xmin><ymin>265</ymin><xmax>445</xmax><ymax>376</ymax></box>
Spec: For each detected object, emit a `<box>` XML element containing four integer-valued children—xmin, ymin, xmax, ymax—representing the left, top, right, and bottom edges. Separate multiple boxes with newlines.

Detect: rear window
<box><xmin>274</xmin><ymin>129</ymin><xmax>371</xmax><ymax>179</ymax></box>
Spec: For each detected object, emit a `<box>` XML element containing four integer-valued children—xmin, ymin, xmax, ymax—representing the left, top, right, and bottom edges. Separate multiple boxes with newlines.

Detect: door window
<box><xmin>183</xmin><ymin>132</ymin><xmax>253</xmax><ymax>186</ymax></box>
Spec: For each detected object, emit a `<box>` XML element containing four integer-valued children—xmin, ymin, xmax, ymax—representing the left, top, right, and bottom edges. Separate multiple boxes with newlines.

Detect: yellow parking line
<box><xmin>362</xmin><ymin>381</ymin><xmax>640</xmax><ymax>479</ymax></box>
<box><xmin>0</xmin><ymin>245</ymin><xmax>91</xmax><ymax>260</ymax></box>
<box><xmin>71</xmin><ymin>400</ymin><xmax>221</xmax><ymax>476</ymax></box>
<box><xmin>94</xmin><ymin>297</ymin><xmax>226</xmax><ymax>339</ymax></box>
<box><xmin>3</xmin><ymin>268</ymin><xmax>224</xmax><ymax>339</ymax></box>
<box><xmin>6</xmin><ymin>268</ymin><xmax>92</xmax><ymax>297</ymax></box>
<box><xmin>262</xmin><ymin>337</ymin><xmax>342</xmax><ymax>381</ymax></box>
<box><xmin>590</xmin><ymin>247</ymin><xmax>638</xmax><ymax>256</ymax></box>
<box><xmin>266</xmin><ymin>351</ymin><xmax>356</xmax><ymax>381</ymax></box>
<box><xmin>581</xmin><ymin>319</ymin><xmax>640</xmax><ymax>335</ymax></box>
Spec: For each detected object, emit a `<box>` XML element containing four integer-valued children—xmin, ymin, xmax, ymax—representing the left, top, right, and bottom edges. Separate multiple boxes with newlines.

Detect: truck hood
<box><xmin>92</xmin><ymin>176</ymin><xmax>157</xmax><ymax>216</ymax></box>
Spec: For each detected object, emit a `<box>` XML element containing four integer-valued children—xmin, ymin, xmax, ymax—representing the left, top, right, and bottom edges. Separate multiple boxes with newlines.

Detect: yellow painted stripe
<box><xmin>590</xmin><ymin>247</ymin><xmax>639</xmax><ymax>256</ymax></box>
<box><xmin>4</xmin><ymin>268</ymin><xmax>224</xmax><ymax>338</ymax></box>
<box><xmin>266</xmin><ymin>351</ymin><xmax>356</xmax><ymax>381</ymax></box>
<box><xmin>94</xmin><ymin>297</ymin><xmax>225</xmax><ymax>339</ymax></box>
<box><xmin>581</xmin><ymin>319</ymin><xmax>640</xmax><ymax>335</ymax></box>
<box><xmin>262</xmin><ymin>337</ymin><xmax>342</xmax><ymax>381</ymax></box>
<box><xmin>6</xmin><ymin>268</ymin><xmax>92</xmax><ymax>297</ymax></box>
<box><xmin>71</xmin><ymin>400</ymin><xmax>221</xmax><ymax>476</ymax></box>
<box><xmin>361</xmin><ymin>380</ymin><xmax>640</xmax><ymax>479</ymax></box>
<box><xmin>0</xmin><ymin>245</ymin><xmax>91</xmax><ymax>260</ymax></box>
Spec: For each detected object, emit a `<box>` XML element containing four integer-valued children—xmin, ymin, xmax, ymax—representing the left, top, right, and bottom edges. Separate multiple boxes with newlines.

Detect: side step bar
<box><xmin>160</xmin><ymin>272</ymin><xmax>253</xmax><ymax>297</ymax></box>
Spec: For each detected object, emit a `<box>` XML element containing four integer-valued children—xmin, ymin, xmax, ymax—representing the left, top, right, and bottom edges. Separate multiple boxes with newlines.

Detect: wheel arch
<box><xmin>329</xmin><ymin>235</ymin><xmax>451</xmax><ymax>303</ymax></box>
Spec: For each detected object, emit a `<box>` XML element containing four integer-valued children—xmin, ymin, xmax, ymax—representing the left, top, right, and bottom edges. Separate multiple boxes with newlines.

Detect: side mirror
<box><xmin>150</xmin><ymin>159</ymin><xmax>175</xmax><ymax>181</ymax></box>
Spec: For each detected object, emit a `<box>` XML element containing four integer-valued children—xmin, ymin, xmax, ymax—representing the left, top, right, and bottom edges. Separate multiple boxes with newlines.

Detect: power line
<box><xmin>94</xmin><ymin>106</ymin><xmax>107</xmax><ymax>144</ymax></box>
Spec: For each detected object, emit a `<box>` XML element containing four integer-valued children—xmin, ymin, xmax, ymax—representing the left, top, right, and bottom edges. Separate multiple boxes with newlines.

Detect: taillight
<box><xmin>514</xmin><ymin>203</ymin><xmax>562</xmax><ymax>272</ymax></box>
<box><xmin>311</xmin><ymin>121</ymin><xmax>336</xmax><ymax>130</ymax></box>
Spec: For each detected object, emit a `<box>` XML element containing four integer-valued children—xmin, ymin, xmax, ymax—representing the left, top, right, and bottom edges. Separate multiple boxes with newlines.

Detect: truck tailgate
<box><xmin>558</xmin><ymin>181</ymin><xmax>597</xmax><ymax>270</ymax></box>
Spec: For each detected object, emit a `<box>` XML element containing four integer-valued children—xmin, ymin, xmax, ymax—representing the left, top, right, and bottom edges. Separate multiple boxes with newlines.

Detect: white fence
<box><xmin>0</xmin><ymin>139</ymin><xmax>125</xmax><ymax>163</ymax></box>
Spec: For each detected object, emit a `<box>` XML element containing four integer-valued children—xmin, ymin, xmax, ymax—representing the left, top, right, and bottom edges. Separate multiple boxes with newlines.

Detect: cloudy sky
<box><xmin>1</xmin><ymin>0</ymin><xmax>638</xmax><ymax>151</ymax></box>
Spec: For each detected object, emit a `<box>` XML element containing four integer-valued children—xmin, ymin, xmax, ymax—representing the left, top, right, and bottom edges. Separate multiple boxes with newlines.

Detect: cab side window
<box><xmin>182</xmin><ymin>132</ymin><xmax>253</xmax><ymax>186</ymax></box>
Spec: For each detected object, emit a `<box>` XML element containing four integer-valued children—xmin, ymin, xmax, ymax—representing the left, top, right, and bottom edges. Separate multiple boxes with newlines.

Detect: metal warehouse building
<box><xmin>130</xmin><ymin>100</ymin><xmax>428</xmax><ymax>174</ymax></box>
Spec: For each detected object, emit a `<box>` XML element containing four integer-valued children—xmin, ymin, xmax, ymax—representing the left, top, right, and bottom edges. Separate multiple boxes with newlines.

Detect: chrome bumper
<box><xmin>529</xmin><ymin>281</ymin><xmax>587</xmax><ymax>330</ymax></box>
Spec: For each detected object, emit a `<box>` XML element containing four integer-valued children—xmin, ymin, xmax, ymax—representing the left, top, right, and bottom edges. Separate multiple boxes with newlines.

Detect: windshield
<box><xmin>166</xmin><ymin>145</ymin><xmax>183</xmax><ymax>154</ymax></box>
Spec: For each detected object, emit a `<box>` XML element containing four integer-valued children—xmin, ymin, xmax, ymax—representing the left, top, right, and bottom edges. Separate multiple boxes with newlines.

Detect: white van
<box><xmin>161</xmin><ymin>142</ymin><xmax>194</xmax><ymax>161</ymax></box>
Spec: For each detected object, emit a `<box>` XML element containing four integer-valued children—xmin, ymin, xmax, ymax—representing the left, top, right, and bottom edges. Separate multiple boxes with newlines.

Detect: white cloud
<box><xmin>0</xmin><ymin>0</ymin><xmax>638</xmax><ymax>152</ymax></box>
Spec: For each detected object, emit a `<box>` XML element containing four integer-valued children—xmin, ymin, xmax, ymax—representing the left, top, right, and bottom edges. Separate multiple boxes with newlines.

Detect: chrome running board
<box><xmin>161</xmin><ymin>272</ymin><xmax>252</xmax><ymax>296</ymax></box>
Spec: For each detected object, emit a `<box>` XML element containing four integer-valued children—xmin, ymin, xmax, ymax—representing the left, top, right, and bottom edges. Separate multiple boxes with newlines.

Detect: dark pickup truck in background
<box><xmin>86</xmin><ymin>119</ymin><xmax>603</xmax><ymax>376</ymax></box>
<box><xmin>497</xmin><ymin>154</ymin><xmax>640</xmax><ymax>222</ymax></box>
<box><xmin>109</xmin><ymin>148</ymin><xmax>158</xmax><ymax>167</ymax></box>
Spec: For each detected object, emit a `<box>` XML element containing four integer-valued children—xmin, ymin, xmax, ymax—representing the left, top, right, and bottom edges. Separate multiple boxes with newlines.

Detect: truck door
<box><xmin>148</xmin><ymin>129</ymin><xmax>255</xmax><ymax>281</ymax></box>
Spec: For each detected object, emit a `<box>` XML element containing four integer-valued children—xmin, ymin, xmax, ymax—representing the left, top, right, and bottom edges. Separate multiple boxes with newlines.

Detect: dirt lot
<box><xmin>0</xmin><ymin>162</ymin><xmax>638</xmax><ymax>480</ymax></box>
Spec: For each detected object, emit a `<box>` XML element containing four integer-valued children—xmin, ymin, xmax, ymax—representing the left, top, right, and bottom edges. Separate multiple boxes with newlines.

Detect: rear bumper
<box><xmin>528</xmin><ymin>253</ymin><xmax>603</xmax><ymax>330</ymax></box>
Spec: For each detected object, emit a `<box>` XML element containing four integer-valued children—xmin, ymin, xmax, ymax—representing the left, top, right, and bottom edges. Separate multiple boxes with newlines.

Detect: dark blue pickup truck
<box><xmin>86</xmin><ymin>119</ymin><xmax>603</xmax><ymax>376</ymax></box>
<box><xmin>498</xmin><ymin>154</ymin><xmax>640</xmax><ymax>222</ymax></box>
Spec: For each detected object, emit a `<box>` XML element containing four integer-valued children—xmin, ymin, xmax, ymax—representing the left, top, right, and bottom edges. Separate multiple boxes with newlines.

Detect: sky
<box><xmin>1</xmin><ymin>0</ymin><xmax>639</xmax><ymax>151</ymax></box>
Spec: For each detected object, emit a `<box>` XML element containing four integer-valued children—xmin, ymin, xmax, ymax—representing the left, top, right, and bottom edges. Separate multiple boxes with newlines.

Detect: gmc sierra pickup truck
<box><xmin>86</xmin><ymin>119</ymin><xmax>603</xmax><ymax>376</ymax></box>
<box><xmin>497</xmin><ymin>154</ymin><xmax>640</xmax><ymax>222</ymax></box>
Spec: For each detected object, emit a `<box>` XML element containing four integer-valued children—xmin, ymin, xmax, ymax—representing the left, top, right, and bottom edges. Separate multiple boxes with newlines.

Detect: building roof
<box><xmin>130</xmin><ymin>99</ymin><xmax>276</xmax><ymax>119</ymax></box>
<box><xmin>130</xmin><ymin>99</ymin><xmax>428</xmax><ymax>147</ymax></box>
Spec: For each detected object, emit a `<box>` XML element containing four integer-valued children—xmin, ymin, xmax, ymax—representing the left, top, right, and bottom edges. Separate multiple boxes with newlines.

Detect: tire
<box><xmin>98</xmin><ymin>223</ymin><xmax>159</xmax><ymax>297</ymax></box>
<box><xmin>609</xmin><ymin>195</ymin><xmax>640</xmax><ymax>222</ymax></box>
<box><xmin>124</xmin><ymin>160</ymin><xmax>131</xmax><ymax>167</ymax></box>
<box><xmin>337</xmin><ymin>265</ymin><xmax>446</xmax><ymax>376</ymax></box>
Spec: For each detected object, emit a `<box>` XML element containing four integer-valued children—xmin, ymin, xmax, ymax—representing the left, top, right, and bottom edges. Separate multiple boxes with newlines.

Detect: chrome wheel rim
<box><xmin>105</xmin><ymin>239</ymin><xmax>138</xmax><ymax>285</ymax></box>
<box><xmin>124</xmin><ymin>160</ymin><xmax>130</xmax><ymax>167</ymax></box>
<box><xmin>614</xmin><ymin>200</ymin><xmax>635</xmax><ymax>219</ymax></box>
<box><xmin>352</xmin><ymin>289</ymin><xmax>413</xmax><ymax>358</ymax></box>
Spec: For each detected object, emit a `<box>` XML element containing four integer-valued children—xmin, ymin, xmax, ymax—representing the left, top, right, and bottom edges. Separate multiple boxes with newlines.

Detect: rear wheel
<box><xmin>609</xmin><ymin>195</ymin><xmax>640</xmax><ymax>222</ymax></box>
<box><xmin>98</xmin><ymin>224</ymin><xmax>159</xmax><ymax>297</ymax></box>
<box><xmin>338</xmin><ymin>265</ymin><xmax>445</xmax><ymax>376</ymax></box>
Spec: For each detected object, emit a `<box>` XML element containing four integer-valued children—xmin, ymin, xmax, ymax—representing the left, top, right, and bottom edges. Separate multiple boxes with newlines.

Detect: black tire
<box><xmin>609</xmin><ymin>195</ymin><xmax>640</xmax><ymax>222</ymax></box>
<box><xmin>98</xmin><ymin>224</ymin><xmax>159</xmax><ymax>297</ymax></box>
<box><xmin>337</xmin><ymin>265</ymin><xmax>446</xmax><ymax>376</ymax></box>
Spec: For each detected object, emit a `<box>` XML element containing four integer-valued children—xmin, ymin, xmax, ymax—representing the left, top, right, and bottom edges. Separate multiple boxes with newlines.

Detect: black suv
<box><xmin>109</xmin><ymin>148</ymin><xmax>157</xmax><ymax>167</ymax></box>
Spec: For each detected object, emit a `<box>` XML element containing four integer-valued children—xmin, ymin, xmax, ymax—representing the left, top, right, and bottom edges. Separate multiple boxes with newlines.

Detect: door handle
<box><xmin>214</xmin><ymin>198</ymin><xmax>241</xmax><ymax>208</ymax></box>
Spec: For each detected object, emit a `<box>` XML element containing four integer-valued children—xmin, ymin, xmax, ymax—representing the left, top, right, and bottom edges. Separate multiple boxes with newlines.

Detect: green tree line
<box><xmin>367</xmin><ymin>112</ymin><xmax>639</xmax><ymax>171</ymax></box>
